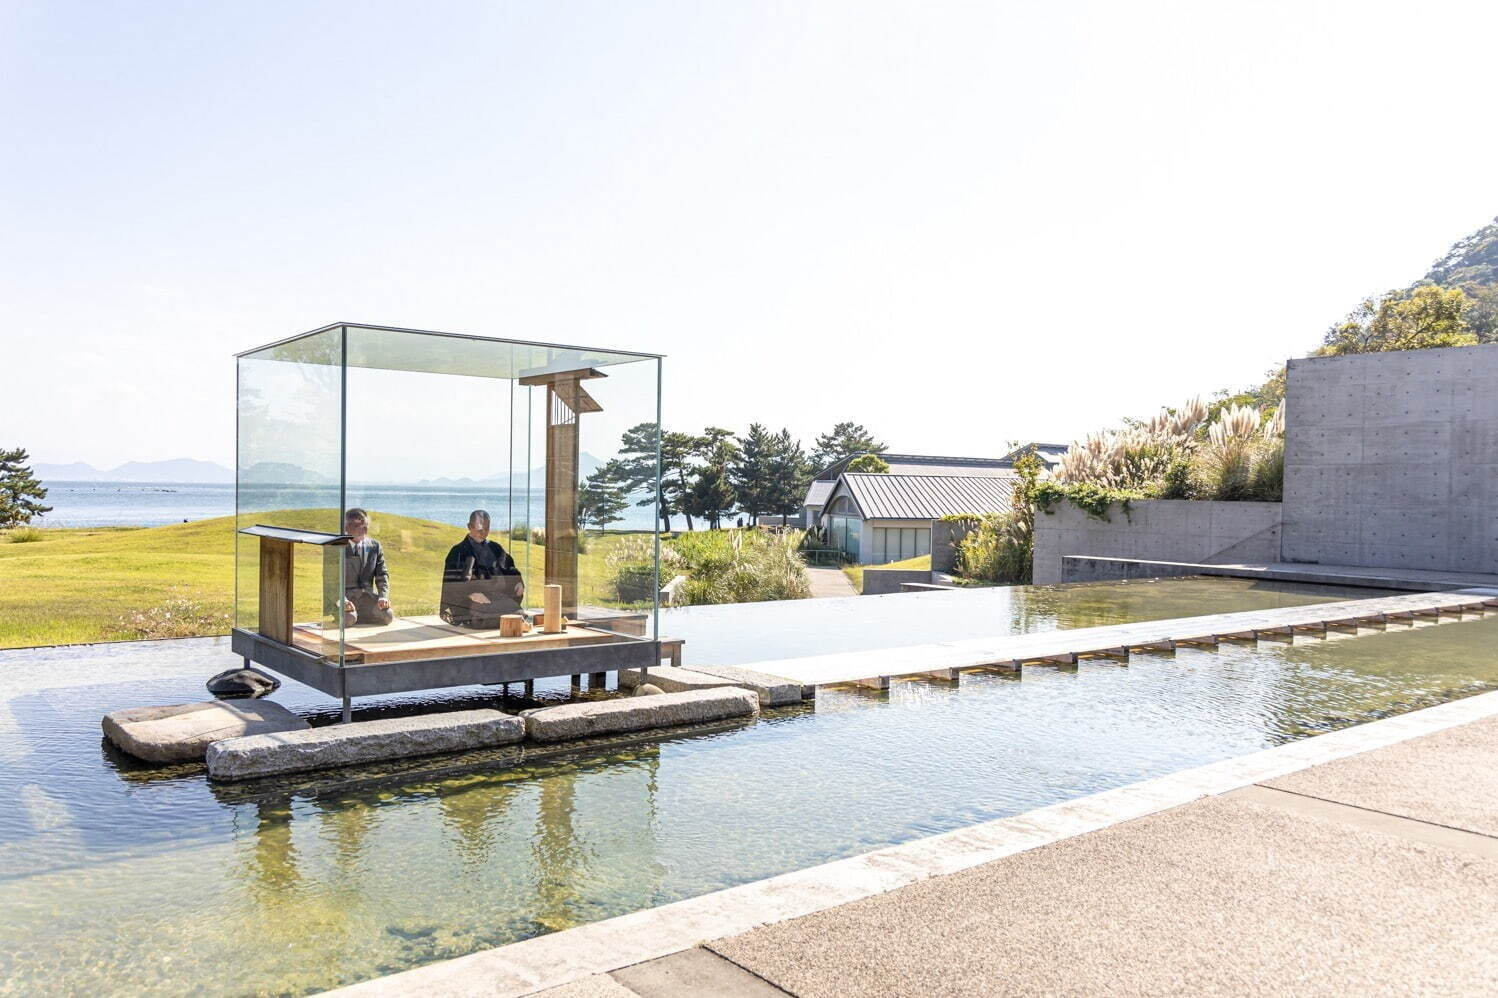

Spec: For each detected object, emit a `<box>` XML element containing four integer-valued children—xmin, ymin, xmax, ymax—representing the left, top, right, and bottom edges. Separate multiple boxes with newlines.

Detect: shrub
<box><xmin>1057</xmin><ymin>399</ymin><xmax>1286</xmax><ymax>503</ymax></box>
<box><xmin>671</xmin><ymin>529</ymin><xmax>811</xmax><ymax>605</ymax></box>
<box><xmin>5</xmin><ymin>526</ymin><xmax>44</xmax><ymax>543</ymax></box>
<box><xmin>508</xmin><ymin>525</ymin><xmax>545</xmax><ymax>545</ymax></box>
<box><xmin>118</xmin><ymin>598</ymin><xmax>232</xmax><ymax>639</ymax></box>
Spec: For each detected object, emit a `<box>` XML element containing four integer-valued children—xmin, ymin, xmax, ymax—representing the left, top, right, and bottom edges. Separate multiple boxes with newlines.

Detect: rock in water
<box><xmin>633</xmin><ymin>683</ymin><xmax>664</xmax><ymax>697</ymax></box>
<box><xmin>206</xmin><ymin>667</ymin><xmax>280</xmax><ymax>699</ymax></box>
<box><xmin>103</xmin><ymin>700</ymin><xmax>309</xmax><ymax>763</ymax></box>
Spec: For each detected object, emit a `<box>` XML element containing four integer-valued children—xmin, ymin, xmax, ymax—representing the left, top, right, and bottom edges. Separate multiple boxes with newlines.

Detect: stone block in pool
<box><xmin>525</xmin><ymin>688</ymin><xmax>758</xmax><ymax>743</ymax></box>
<box><xmin>206</xmin><ymin>709</ymin><xmax>525</xmax><ymax>782</ymax></box>
<box><xmin>103</xmin><ymin>699</ymin><xmax>309</xmax><ymax>763</ymax></box>
<box><xmin>618</xmin><ymin>664</ymin><xmax>801</xmax><ymax>707</ymax></box>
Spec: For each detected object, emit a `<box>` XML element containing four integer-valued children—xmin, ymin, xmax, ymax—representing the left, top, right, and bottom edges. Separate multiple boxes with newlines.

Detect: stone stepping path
<box><xmin>736</xmin><ymin>590</ymin><xmax>1498</xmax><ymax>693</ymax></box>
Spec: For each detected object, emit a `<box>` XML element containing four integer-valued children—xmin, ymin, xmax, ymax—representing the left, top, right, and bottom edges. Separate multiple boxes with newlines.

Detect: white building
<box><xmin>819</xmin><ymin>473</ymin><xmax>1018</xmax><ymax>564</ymax></box>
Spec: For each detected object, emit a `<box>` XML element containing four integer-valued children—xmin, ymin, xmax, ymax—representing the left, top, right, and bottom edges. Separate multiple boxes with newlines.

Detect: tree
<box><xmin>0</xmin><ymin>448</ymin><xmax>51</xmax><ymax>529</ymax></box>
<box><xmin>685</xmin><ymin>432</ymin><xmax>738</xmax><ymax>529</ymax></box>
<box><xmin>660</xmin><ymin>431</ymin><xmax>700</xmax><ymax>532</ymax></box>
<box><xmin>1465</xmin><ymin>283</ymin><xmax>1498</xmax><ymax>344</ymax></box>
<box><xmin>578</xmin><ymin>460</ymin><xmax>630</xmax><ymax>530</ymax></box>
<box><xmin>614</xmin><ymin>422</ymin><xmax>669</xmax><ymax>530</ymax></box>
<box><xmin>810</xmin><ymin>421</ymin><xmax>886</xmax><ymax>470</ymax></box>
<box><xmin>764</xmin><ymin>429</ymin><xmax>811</xmax><ymax>516</ymax></box>
<box><xmin>1320</xmin><ymin>285</ymin><xmax>1476</xmax><ymax>356</ymax></box>
<box><xmin>730</xmin><ymin>423</ymin><xmax>776</xmax><ymax>525</ymax></box>
<box><xmin>845</xmin><ymin>454</ymin><xmax>890</xmax><ymax>473</ymax></box>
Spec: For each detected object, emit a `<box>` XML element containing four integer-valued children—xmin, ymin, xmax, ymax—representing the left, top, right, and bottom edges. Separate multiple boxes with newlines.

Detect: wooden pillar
<box><xmin>258</xmin><ymin>537</ymin><xmax>295</xmax><ymax>644</ymax></box>
<box><xmin>520</xmin><ymin>368</ymin><xmax>604</xmax><ymax>620</ymax></box>
<box><xmin>544</xmin><ymin>387</ymin><xmax>581</xmax><ymax>614</ymax></box>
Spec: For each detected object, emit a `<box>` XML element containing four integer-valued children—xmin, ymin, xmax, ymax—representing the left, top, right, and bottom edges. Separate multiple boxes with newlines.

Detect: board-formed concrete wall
<box><xmin>1032</xmin><ymin>500</ymin><xmax>1283</xmax><ymax>585</ymax></box>
<box><xmin>1282</xmin><ymin>343</ymin><xmax>1498</xmax><ymax>573</ymax></box>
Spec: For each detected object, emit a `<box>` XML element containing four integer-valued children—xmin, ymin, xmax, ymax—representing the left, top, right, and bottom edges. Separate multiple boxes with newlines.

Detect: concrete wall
<box><xmin>1282</xmin><ymin>344</ymin><xmax>1498</xmax><ymax>573</ymax></box>
<box><xmin>860</xmin><ymin>568</ymin><xmax>933</xmax><ymax>595</ymax></box>
<box><xmin>930</xmin><ymin>519</ymin><xmax>973</xmax><ymax>575</ymax></box>
<box><xmin>1032</xmin><ymin>500</ymin><xmax>1284</xmax><ymax>585</ymax></box>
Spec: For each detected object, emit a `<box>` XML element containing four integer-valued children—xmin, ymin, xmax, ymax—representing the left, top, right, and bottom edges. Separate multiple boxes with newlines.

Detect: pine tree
<box><xmin>730</xmin><ymin>423</ymin><xmax>776</xmax><ymax>525</ymax></box>
<box><xmin>685</xmin><ymin>433</ymin><xmax>738</xmax><ymax>529</ymax></box>
<box><xmin>660</xmin><ymin>431</ymin><xmax>699</xmax><ymax>532</ymax></box>
<box><xmin>578</xmin><ymin>460</ymin><xmax>630</xmax><ymax>530</ymax></box>
<box><xmin>811</xmin><ymin>421</ymin><xmax>886</xmax><ymax>469</ymax></box>
<box><xmin>0</xmin><ymin>448</ymin><xmax>51</xmax><ymax>529</ymax></box>
<box><xmin>765</xmin><ymin>429</ymin><xmax>811</xmax><ymax>515</ymax></box>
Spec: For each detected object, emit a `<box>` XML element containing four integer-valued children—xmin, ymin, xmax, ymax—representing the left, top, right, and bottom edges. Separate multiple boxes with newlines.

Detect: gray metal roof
<box><xmin>803</xmin><ymin>479</ymin><xmax>836</xmax><ymax>508</ymax></box>
<box><xmin>998</xmin><ymin>442</ymin><xmax>1071</xmax><ymax>467</ymax></box>
<box><xmin>833</xmin><ymin>473</ymin><xmax>1017</xmax><ymax>520</ymax></box>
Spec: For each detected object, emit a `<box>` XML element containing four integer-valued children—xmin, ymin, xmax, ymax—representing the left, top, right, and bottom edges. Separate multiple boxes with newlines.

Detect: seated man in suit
<box><xmin>440</xmin><ymin>509</ymin><xmax>526</xmax><ymax>628</ymax></box>
<box><xmin>341</xmin><ymin>508</ymin><xmax>394</xmax><ymax>627</ymax></box>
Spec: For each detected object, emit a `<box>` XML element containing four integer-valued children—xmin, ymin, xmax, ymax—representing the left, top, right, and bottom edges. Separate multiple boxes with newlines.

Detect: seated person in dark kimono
<box><xmin>341</xmin><ymin>508</ymin><xmax>394</xmax><ymax>627</ymax></box>
<box><xmin>440</xmin><ymin>509</ymin><xmax>526</xmax><ymax>628</ymax></box>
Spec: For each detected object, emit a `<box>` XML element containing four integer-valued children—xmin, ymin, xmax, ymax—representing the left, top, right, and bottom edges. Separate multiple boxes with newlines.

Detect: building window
<box><xmin>872</xmin><ymin>525</ymin><xmax>931</xmax><ymax>563</ymax></box>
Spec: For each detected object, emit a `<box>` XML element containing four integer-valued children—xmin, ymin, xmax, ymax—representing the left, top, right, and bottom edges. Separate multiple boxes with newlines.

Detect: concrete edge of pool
<box><xmin>322</xmin><ymin>686</ymin><xmax>1498</xmax><ymax>997</ymax></box>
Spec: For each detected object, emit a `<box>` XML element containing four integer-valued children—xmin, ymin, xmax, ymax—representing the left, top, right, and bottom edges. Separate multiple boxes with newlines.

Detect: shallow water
<box><xmin>1</xmin><ymin>578</ymin><xmax>1494</xmax><ymax>995</ymax></box>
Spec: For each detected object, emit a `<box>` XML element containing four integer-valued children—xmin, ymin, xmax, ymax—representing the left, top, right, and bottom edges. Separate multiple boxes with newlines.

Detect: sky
<box><xmin>3</xmin><ymin>0</ymin><xmax>1496</xmax><ymax>476</ymax></box>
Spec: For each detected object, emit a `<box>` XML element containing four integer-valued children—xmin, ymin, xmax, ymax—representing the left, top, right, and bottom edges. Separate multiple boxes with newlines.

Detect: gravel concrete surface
<box><xmin>706</xmin><ymin>793</ymin><xmax>1498</xmax><ymax>996</ymax></box>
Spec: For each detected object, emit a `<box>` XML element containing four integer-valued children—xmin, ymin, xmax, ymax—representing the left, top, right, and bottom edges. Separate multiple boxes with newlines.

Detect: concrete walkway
<box><xmin>545</xmin><ymin>706</ymin><xmax>1498</xmax><ymax>997</ymax></box>
<box><xmin>804</xmin><ymin>565</ymin><xmax>857</xmax><ymax>598</ymax></box>
<box><xmin>696</xmin><ymin>720</ymin><xmax>1498</xmax><ymax>995</ymax></box>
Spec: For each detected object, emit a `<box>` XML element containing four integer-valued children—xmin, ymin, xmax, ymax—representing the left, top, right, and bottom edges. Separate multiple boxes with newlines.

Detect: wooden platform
<box><xmin>734</xmin><ymin>590</ymin><xmax>1498</xmax><ymax>693</ymax></box>
<box><xmin>292</xmin><ymin>615</ymin><xmax>622</xmax><ymax>664</ymax></box>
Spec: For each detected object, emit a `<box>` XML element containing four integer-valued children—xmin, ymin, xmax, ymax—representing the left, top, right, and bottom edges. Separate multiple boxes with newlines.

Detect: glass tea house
<box><xmin>233</xmin><ymin>323</ymin><xmax>664</xmax><ymax>719</ymax></box>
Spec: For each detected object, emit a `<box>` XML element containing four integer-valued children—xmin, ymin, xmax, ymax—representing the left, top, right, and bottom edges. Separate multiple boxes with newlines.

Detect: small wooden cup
<box><xmin>499</xmin><ymin>614</ymin><xmax>526</xmax><ymax>637</ymax></box>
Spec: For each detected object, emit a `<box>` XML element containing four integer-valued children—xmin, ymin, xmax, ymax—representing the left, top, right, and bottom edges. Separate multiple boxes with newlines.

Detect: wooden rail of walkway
<box><xmin>741</xmin><ymin>590</ymin><xmax>1498</xmax><ymax>693</ymax></box>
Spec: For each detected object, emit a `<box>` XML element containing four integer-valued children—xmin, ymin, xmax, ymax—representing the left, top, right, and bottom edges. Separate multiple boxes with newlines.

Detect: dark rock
<box><xmin>206</xmin><ymin>667</ymin><xmax>280</xmax><ymax>699</ymax></box>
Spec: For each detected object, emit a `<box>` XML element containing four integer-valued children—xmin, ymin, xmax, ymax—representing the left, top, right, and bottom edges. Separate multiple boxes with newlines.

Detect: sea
<box><xmin>34</xmin><ymin>482</ymin><xmax>665</xmax><ymax>531</ymax></box>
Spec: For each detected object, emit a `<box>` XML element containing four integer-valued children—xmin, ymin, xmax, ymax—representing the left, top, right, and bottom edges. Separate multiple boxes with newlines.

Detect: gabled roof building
<box><xmin>818</xmin><ymin>473</ymin><xmax>1018</xmax><ymax>564</ymax></box>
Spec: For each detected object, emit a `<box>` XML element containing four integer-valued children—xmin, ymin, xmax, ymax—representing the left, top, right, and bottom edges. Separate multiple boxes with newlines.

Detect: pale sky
<box><xmin>3</xmin><ymin>0</ymin><xmax>1495</xmax><ymax>472</ymax></box>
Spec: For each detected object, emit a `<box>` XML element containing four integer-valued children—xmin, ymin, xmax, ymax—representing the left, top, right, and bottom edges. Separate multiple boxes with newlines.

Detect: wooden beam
<box><xmin>258</xmin><ymin>536</ymin><xmax>295</xmax><ymax>645</ymax></box>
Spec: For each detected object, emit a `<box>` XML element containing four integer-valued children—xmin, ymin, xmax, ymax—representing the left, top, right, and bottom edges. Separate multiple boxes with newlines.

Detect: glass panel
<box><xmin>235</xmin><ymin>327</ymin><xmax>345</xmax><ymax>662</ymax></box>
<box><xmin>339</xmin><ymin>323</ymin><xmax>655</xmax><ymax>380</ymax></box>
<box><xmin>296</xmin><ymin>325</ymin><xmax>662</xmax><ymax>669</ymax></box>
<box><xmin>917</xmin><ymin>527</ymin><xmax>931</xmax><ymax>557</ymax></box>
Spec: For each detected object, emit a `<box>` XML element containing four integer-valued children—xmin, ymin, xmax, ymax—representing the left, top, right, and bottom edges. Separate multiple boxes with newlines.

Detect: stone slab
<box><xmin>610</xmin><ymin>948</ymin><xmax>786</xmax><ymax>997</ymax></box>
<box><xmin>206</xmin><ymin>709</ymin><xmax>523</xmax><ymax>781</ymax></box>
<box><xmin>687</xmin><ymin>664</ymin><xmax>805</xmax><ymax>706</ymax></box>
<box><xmin>620</xmin><ymin>664</ymin><xmax>802</xmax><ymax>707</ymax></box>
<box><xmin>524</xmin><ymin>688</ymin><xmax>758</xmax><ymax>743</ymax></box>
<box><xmin>1264</xmin><ymin>713</ymin><xmax>1498</xmax><ymax>837</ymax></box>
<box><xmin>529</xmin><ymin>976</ymin><xmax>638</xmax><ymax>998</ymax></box>
<box><xmin>618</xmin><ymin>666</ymin><xmax>742</xmax><ymax>696</ymax></box>
<box><xmin>102</xmin><ymin>699</ymin><xmax>309</xmax><ymax>763</ymax></box>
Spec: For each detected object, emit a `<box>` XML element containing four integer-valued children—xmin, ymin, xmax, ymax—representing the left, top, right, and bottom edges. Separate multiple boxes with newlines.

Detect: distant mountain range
<box><xmin>415</xmin><ymin>453</ymin><xmax>606</xmax><ymax>487</ymax></box>
<box><xmin>34</xmin><ymin>458</ymin><xmax>235</xmax><ymax>483</ymax></box>
<box><xmin>34</xmin><ymin>453</ymin><xmax>607</xmax><ymax>487</ymax></box>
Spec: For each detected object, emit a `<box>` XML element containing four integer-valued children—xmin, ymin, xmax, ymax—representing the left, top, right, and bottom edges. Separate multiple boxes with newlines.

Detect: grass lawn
<box><xmin>0</xmin><ymin>513</ymin><xmax>649</xmax><ymax>650</ymax></box>
<box><xmin>841</xmin><ymin>554</ymin><xmax>932</xmax><ymax>594</ymax></box>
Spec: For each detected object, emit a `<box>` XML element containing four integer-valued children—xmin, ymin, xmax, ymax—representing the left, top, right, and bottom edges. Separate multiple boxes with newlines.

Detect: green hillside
<box><xmin>0</xmin><ymin>511</ymin><xmax>632</xmax><ymax>649</ymax></box>
<box><xmin>1424</xmin><ymin>216</ymin><xmax>1498</xmax><ymax>289</ymax></box>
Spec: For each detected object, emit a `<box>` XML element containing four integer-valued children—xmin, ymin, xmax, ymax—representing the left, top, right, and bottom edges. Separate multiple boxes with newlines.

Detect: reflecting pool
<box><xmin>0</xmin><ymin>578</ymin><xmax>1494</xmax><ymax>995</ymax></box>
